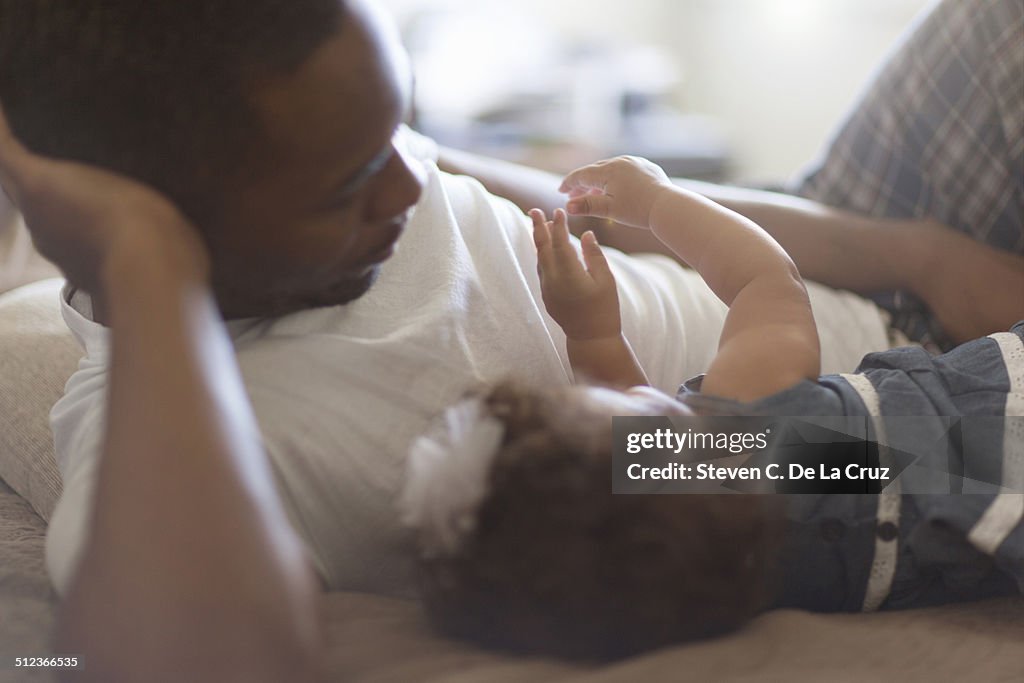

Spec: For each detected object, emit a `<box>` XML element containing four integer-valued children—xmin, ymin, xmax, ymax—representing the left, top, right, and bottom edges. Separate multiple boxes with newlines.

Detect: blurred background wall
<box><xmin>379</xmin><ymin>0</ymin><xmax>934</xmax><ymax>183</ymax></box>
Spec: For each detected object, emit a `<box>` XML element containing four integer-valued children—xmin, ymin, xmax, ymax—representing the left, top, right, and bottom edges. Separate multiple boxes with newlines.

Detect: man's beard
<box><xmin>276</xmin><ymin>266</ymin><xmax>380</xmax><ymax>317</ymax></box>
<box><xmin>217</xmin><ymin>266</ymin><xmax>381</xmax><ymax>320</ymax></box>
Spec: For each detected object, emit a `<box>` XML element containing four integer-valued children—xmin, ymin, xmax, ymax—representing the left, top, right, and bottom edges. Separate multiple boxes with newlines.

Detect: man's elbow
<box><xmin>55</xmin><ymin>587</ymin><xmax>326</xmax><ymax>683</ymax></box>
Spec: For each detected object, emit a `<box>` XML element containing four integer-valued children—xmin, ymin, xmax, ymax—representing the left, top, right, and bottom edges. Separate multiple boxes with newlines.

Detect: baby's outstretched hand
<box><xmin>531</xmin><ymin>208</ymin><xmax>621</xmax><ymax>340</ymax></box>
<box><xmin>560</xmin><ymin>156</ymin><xmax>673</xmax><ymax>229</ymax></box>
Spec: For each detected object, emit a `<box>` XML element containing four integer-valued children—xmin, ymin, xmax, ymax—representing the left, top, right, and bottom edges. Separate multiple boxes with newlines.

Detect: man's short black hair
<box><xmin>0</xmin><ymin>1</ymin><xmax>344</xmax><ymax>225</ymax></box>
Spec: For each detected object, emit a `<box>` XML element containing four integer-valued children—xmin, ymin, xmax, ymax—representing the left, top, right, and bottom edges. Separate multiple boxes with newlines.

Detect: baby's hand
<box><xmin>560</xmin><ymin>156</ymin><xmax>673</xmax><ymax>229</ymax></box>
<box><xmin>531</xmin><ymin>208</ymin><xmax>621</xmax><ymax>340</ymax></box>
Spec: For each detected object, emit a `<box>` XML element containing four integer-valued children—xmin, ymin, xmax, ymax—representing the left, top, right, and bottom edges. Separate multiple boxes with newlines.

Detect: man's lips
<box><xmin>364</xmin><ymin>219</ymin><xmax>407</xmax><ymax>264</ymax></box>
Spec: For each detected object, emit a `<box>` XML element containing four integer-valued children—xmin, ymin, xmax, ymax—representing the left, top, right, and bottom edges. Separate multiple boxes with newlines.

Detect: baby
<box><xmin>400</xmin><ymin>157</ymin><xmax>1024</xmax><ymax>659</ymax></box>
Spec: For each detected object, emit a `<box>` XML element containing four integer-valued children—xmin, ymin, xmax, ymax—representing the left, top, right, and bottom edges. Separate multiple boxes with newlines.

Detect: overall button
<box><xmin>876</xmin><ymin>521</ymin><xmax>899</xmax><ymax>541</ymax></box>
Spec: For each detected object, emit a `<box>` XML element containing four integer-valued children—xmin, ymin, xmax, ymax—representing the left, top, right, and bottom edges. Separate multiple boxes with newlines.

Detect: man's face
<box><xmin>207</xmin><ymin>1</ymin><xmax>424</xmax><ymax>319</ymax></box>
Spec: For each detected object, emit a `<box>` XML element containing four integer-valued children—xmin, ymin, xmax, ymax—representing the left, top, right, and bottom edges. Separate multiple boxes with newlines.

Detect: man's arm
<box><xmin>0</xmin><ymin>109</ymin><xmax>324</xmax><ymax>683</ymax></box>
<box><xmin>439</xmin><ymin>147</ymin><xmax>1024</xmax><ymax>343</ymax></box>
<box><xmin>438</xmin><ymin>146</ymin><xmax>918</xmax><ymax>290</ymax></box>
<box><xmin>676</xmin><ymin>181</ymin><xmax>1024</xmax><ymax>344</ymax></box>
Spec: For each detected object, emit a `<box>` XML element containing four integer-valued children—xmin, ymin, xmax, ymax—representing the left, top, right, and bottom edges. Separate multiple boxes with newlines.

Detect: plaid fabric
<box><xmin>791</xmin><ymin>0</ymin><xmax>1024</xmax><ymax>351</ymax></box>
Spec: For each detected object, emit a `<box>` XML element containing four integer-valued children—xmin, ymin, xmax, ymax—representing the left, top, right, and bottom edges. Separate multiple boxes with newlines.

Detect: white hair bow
<box><xmin>400</xmin><ymin>397</ymin><xmax>505</xmax><ymax>558</ymax></box>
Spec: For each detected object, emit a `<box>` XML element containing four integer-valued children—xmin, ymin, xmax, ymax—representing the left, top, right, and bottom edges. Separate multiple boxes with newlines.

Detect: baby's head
<box><xmin>401</xmin><ymin>381</ymin><xmax>785</xmax><ymax>660</ymax></box>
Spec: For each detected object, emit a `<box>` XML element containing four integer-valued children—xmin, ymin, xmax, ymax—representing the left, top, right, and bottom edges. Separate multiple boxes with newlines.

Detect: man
<box><xmin>6</xmin><ymin>0</ymin><xmax>911</xmax><ymax>602</ymax></box>
<box><xmin>0</xmin><ymin>0</ymin><xmax>1020</xmax><ymax>680</ymax></box>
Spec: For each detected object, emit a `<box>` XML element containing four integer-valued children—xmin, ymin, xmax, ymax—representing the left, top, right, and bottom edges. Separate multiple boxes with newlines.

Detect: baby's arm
<box><xmin>530</xmin><ymin>208</ymin><xmax>649</xmax><ymax>389</ymax></box>
<box><xmin>562</xmin><ymin>156</ymin><xmax>820</xmax><ymax>402</ymax></box>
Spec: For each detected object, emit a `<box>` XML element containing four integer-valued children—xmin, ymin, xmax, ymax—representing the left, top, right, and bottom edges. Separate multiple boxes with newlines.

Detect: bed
<box><xmin>1</xmin><ymin>247</ymin><xmax>1021</xmax><ymax>683</ymax></box>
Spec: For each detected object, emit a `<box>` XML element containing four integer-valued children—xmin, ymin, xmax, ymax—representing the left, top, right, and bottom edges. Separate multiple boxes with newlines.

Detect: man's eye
<box><xmin>321</xmin><ymin>144</ymin><xmax>395</xmax><ymax>212</ymax></box>
<box><xmin>328</xmin><ymin>194</ymin><xmax>356</xmax><ymax>210</ymax></box>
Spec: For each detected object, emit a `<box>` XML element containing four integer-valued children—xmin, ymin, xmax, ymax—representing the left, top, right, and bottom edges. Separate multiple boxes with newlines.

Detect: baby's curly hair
<box><xmin>415</xmin><ymin>381</ymin><xmax>786</xmax><ymax>661</ymax></box>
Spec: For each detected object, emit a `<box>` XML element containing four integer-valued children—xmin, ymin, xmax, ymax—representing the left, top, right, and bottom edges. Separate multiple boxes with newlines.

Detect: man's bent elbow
<box><xmin>55</xmin><ymin>585</ymin><xmax>326</xmax><ymax>683</ymax></box>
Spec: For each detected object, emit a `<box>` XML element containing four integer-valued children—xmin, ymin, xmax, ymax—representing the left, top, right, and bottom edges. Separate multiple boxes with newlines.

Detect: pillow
<box><xmin>0</xmin><ymin>278</ymin><xmax>80</xmax><ymax>521</ymax></box>
<box><xmin>0</xmin><ymin>214</ymin><xmax>61</xmax><ymax>294</ymax></box>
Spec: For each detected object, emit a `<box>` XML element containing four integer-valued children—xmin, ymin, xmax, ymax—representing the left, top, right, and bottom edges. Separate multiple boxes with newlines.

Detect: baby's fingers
<box><xmin>530</xmin><ymin>208</ymin><xmax>550</xmax><ymax>248</ymax></box>
<box><xmin>566</xmin><ymin>186</ymin><xmax>604</xmax><ymax>199</ymax></box>
<box><xmin>549</xmin><ymin>209</ymin><xmax>583</xmax><ymax>272</ymax></box>
<box><xmin>531</xmin><ymin>208</ymin><xmax>558</xmax><ymax>276</ymax></box>
<box><xmin>581</xmin><ymin>231</ymin><xmax>614</xmax><ymax>287</ymax></box>
<box><xmin>561</xmin><ymin>163</ymin><xmax>620</xmax><ymax>218</ymax></box>
<box><xmin>559</xmin><ymin>162</ymin><xmax>609</xmax><ymax>196</ymax></box>
<box><xmin>566</xmin><ymin>193</ymin><xmax>613</xmax><ymax>219</ymax></box>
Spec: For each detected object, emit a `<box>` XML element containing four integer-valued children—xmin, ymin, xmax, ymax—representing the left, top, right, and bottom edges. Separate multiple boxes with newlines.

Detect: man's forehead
<box><xmin>248</xmin><ymin>4</ymin><xmax>408</xmax><ymax>188</ymax></box>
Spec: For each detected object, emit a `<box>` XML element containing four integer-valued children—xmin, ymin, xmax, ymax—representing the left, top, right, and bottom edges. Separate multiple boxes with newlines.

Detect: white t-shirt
<box><xmin>45</xmin><ymin>138</ymin><xmax>891</xmax><ymax>597</ymax></box>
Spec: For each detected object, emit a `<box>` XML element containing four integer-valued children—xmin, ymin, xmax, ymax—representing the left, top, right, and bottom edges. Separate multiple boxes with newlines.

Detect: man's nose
<box><xmin>369</xmin><ymin>146</ymin><xmax>425</xmax><ymax>222</ymax></box>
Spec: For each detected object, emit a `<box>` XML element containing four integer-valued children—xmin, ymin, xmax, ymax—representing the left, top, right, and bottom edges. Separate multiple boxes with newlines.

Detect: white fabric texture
<box><xmin>44</xmin><ymin>136</ymin><xmax>892</xmax><ymax>596</ymax></box>
<box><xmin>0</xmin><ymin>279</ymin><xmax>79</xmax><ymax>523</ymax></box>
